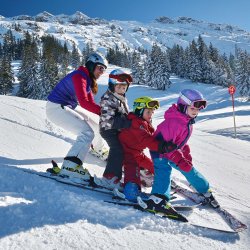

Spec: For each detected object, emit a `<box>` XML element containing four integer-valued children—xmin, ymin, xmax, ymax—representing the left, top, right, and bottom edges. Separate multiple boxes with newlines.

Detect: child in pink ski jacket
<box><xmin>138</xmin><ymin>89</ymin><xmax>220</xmax><ymax>214</ymax></box>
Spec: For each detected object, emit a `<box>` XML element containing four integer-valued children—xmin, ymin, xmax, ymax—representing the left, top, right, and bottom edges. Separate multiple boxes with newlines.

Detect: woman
<box><xmin>46</xmin><ymin>52</ymin><xmax>108</xmax><ymax>181</ymax></box>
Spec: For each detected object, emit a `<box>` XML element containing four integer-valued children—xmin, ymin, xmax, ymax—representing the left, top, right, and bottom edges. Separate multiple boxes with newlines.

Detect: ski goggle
<box><xmin>191</xmin><ymin>100</ymin><xmax>207</xmax><ymax>110</ymax></box>
<box><xmin>133</xmin><ymin>100</ymin><xmax>160</xmax><ymax>110</ymax></box>
<box><xmin>109</xmin><ymin>73</ymin><xmax>133</xmax><ymax>84</ymax></box>
<box><xmin>180</xmin><ymin>94</ymin><xmax>207</xmax><ymax>110</ymax></box>
<box><xmin>96</xmin><ymin>64</ymin><xmax>106</xmax><ymax>72</ymax></box>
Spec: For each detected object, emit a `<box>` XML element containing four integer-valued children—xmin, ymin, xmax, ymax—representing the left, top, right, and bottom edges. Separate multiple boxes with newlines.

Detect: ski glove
<box><xmin>168</xmin><ymin>149</ymin><xmax>192</xmax><ymax>172</ymax></box>
<box><xmin>112</xmin><ymin>114</ymin><xmax>131</xmax><ymax>129</ymax></box>
<box><xmin>182</xmin><ymin>144</ymin><xmax>192</xmax><ymax>163</ymax></box>
<box><xmin>158</xmin><ymin>140</ymin><xmax>178</xmax><ymax>154</ymax></box>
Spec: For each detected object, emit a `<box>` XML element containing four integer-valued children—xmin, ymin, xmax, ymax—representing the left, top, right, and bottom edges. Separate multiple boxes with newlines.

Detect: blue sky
<box><xmin>1</xmin><ymin>0</ymin><xmax>250</xmax><ymax>31</ymax></box>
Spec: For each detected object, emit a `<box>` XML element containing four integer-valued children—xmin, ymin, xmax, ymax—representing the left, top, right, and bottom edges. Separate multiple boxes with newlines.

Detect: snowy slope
<box><xmin>0</xmin><ymin>67</ymin><xmax>250</xmax><ymax>249</ymax></box>
<box><xmin>1</xmin><ymin>11</ymin><xmax>250</xmax><ymax>54</ymax></box>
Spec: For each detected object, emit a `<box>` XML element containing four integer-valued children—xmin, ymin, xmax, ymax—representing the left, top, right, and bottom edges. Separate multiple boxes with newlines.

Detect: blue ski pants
<box><xmin>151</xmin><ymin>158</ymin><xmax>209</xmax><ymax>200</ymax></box>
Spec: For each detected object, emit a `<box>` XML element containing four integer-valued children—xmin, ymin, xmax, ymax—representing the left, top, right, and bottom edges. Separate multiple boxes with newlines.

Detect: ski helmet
<box><xmin>133</xmin><ymin>96</ymin><xmax>160</xmax><ymax>117</ymax></box>
<box><xmin>177</xmin><ymin>89</ymin><xmax>207</xmax><ymax>113</ymax></box>
<box><xmin>108</xmin><ymin>69</ymin><xmax>133</xmax><ymax>92</ymax></box>
<box><xmin>85</xmin><ymin>52</ymin><xmax>108</xmax><ymax>74</ymax></box>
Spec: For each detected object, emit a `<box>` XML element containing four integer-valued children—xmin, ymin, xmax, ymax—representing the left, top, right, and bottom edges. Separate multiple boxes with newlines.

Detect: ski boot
<box><xmin>140</xmin><ymin>169</ymin><xmax>154</xmax><ymax>187</ymax></box>
<box><xmin>59</xmin><ymin>156</ymin><xmax>91</xmax><ymax>181</ymax></box>
<box><xmin>90</xmin><ymin>146</ymin><xmax>109</xmax><ymax>161</ymax></box>
<box><xmin>137</xmin><ymin>194</ymin><xmax>188</xmax><ymax>222</ymax></box>
<box><xmin>202</xmin><ymin>189</ymin><xmax>220</xmax><ymax>208</ymax></box>
<box><xmin>123</xmin><ymin>182</ymin><xmax>149</xmax><ymax>202</ymax></box>
<box><xmin>94</xmin><ymin>173</ymin><xmax>123</xmax><ymax>191</ymax></box>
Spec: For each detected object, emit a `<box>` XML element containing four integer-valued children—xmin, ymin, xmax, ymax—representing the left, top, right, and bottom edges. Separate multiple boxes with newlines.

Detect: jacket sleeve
<box><xmin>72</xmin><ymin>74</ymin><xmax>100</xmax><ymax>115</ymax></box>
<box><xmin>132</xmin><ymin>121</ymin><xmax>159</xmax><ymax>151</ymax></box>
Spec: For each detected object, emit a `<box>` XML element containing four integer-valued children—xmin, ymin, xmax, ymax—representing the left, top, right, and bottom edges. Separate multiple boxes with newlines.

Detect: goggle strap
<box><xmin>180</xmin><ymin>94</ymin><xmax>192</xmax><ymax>105</ymax></box>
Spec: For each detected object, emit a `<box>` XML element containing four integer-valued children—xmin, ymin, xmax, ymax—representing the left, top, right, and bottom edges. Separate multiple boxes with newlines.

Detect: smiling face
<box><xmin>142</xmin><ymin>108</ymin><xmax>155</xmax><ymax>122</ymax></box>
<box><xmin>186</xmin><ymin>106</ymin><xmax>200</xmax><ymax>118</ymax></box>
<box><xmin>93</xmin><ymin>64</ymin><xmax>106</xmax><ymax>79</ymax></box>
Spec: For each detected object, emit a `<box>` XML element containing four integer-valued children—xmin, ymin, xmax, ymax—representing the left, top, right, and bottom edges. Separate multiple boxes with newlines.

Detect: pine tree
<box><xmin>37</xmin><ymin>39</ymin><xmax>60</xmax><ymax>99</ymax></box>
<box><xmin>81</xmin><ymin>43</ymin><xmax>93</xmax><ymax>65</ymax></box>
<box><xmin>131</xmin><ymin>50</ymin><xmax>141</xmax><ymax>83</ymax></box>
<box><xmin>146</xmin><ymin>43</ymin><xmax>171</xmax><ymax>90</ymax></box>
<box><xmin>59</xmin><ymin>42</ymin><xmax>70</xmax><ymax>78</ymax></box>
<box><xmin>0</xmin><ymin>54</ymin><xmax>14</xmax><ymax>94</ymax></box>
<box><xmin>235</xmin><ymin>50</ymin><xmax>250</xmax><ymax>99</ymax></box>
<box><xmin>186</xmin><ymin>40</ymin><xmax>201</xmax><ymax>82</ymax></box>
<box><xmin>197</xmin><ymin>35</ymin><xmax>213</xmax><ymax>83</ymax></box>
<box><xmin>17</xmin><ymin>32</ymin><xmax>39</xmax><ymax>98</ymax></box>
<box><xmin>71</xmin><ymin>43</ymin><xmax>81</xmax><ymax>69</ymax></box>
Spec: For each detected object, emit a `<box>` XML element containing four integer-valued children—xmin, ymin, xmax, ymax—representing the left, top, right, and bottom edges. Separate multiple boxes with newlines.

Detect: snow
<box><xmin>0</xmin><ymin>66</ymin><xmax>250</xmax><ymax>249</ymax></box>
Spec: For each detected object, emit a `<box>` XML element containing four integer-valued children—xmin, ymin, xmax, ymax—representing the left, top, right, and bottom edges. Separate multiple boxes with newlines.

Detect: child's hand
<box><xmin>158</xmin><ymin>140</ymin><xmax>177</xmax><ymax>153</ymax></box>
<box><xmin>182</xmin><ymin>144</ymin><xmax>192</xmax><ymax>163</ymax></box>
<box><xmin>168</xmin><ymin>150</ymin><xmax>192</xmax><ymax>172</ymax></box>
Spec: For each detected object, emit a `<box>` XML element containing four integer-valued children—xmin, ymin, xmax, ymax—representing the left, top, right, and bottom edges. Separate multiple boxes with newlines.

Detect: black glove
<box><xmin>158</xmin><ymin>140</ymin><xmax>178</xmax><ymax>154</ymax></box>
<box><xmin>112</xmin><ymin>114</ymin><xmax>131</xmax><ymax>129</ymax></box>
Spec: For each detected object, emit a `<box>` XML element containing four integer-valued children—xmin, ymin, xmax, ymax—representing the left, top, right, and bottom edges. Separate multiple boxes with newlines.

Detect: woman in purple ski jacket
<box><xmin>46</xmin><ymin>52</ymin><xmax>108</xmax><ymax>180</ymax></box>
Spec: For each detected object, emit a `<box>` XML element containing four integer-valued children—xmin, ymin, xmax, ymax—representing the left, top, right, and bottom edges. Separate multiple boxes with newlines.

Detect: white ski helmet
<box><xmin>86</xmin><ymin>52</ymin><xmax>108</xmax><ymax>73</ymax></box>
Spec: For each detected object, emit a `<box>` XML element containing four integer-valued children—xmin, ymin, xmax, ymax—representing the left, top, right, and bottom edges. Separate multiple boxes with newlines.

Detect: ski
<box><xmin>22</xmin><ymin>168</ymin><xmax>116</xmax><ymax>196</ymax></box>
<box><xmin>19</xmin><ymin>167</ymin><xmax>238</xmax><ymax>233</ymax></box>
<box><xmin>20</xmin><ymin>167</ymin><xmax>149</xmax><ymax>200</ymax></box>
<box><xmin>108</xmin><ymin>197</ymin><xmax>236</xmax><ymax>233</ymax></box>
<box><xmin>171</xmin><ymin>180</ymin><xmax>247</xmax><ymax>232</ymax></box>
<box><xmin>104</xmin><ymin>199</ymin><xmax>196</xmax><ymax>211</ymax></box>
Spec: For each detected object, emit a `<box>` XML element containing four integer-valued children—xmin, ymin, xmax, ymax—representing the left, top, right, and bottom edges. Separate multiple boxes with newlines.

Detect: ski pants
<box><xmin>123</xmin><ymin>152</ymin><xmax>154</xmax><ymax>186</ymax></box>
<box><xmin>151</xmin><ymin>157</ymin><xmax>209</xmax><ymax>201</ymax></box>
<box><xmin>46</xmin><ymin>101</ymin><xmax>105</xmax><ymax>164</ymax></box>
<box><xmin>100</xmin><ymin>129</ymin><xmax>124</xmax><ymax>179</ymax></box>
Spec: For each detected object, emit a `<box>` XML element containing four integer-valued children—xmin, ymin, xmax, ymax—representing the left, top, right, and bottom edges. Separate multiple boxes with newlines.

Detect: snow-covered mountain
<box><xmin>0</xmin><ymin>67</ymin><xmax>250</xmax><ymax>249</ymax></box>
<box><xmin>1</xmin><ymin>11</ymin><xmax>250</xmax><ymax>54</ymax></box>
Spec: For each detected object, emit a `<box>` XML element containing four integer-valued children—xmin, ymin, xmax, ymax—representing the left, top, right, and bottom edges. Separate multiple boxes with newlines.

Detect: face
<box><xmin>186</xmin><ymin>106</ymin><xmax>200</xmax><ymax>118</ymax></box>
<box><xmin>93</xmin><ymin>64</ymin><xmax>106</xmax><ymax>79</ymax></box>
<box><xmin>114</xmin><ymin>84</ymin><xmax>127</xmax><ymax>95</ymax></box>
<box><xmin>142</xmin><ymin>108</ymin><xmax>155</xmax><ymax>122</ymax></box>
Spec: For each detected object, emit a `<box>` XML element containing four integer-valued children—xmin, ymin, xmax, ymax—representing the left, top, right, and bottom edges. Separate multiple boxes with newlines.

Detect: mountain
<box><xmin>1</xmin><ymin>11</ymin><xmax>250</xmax><ymax>54</ymax></box>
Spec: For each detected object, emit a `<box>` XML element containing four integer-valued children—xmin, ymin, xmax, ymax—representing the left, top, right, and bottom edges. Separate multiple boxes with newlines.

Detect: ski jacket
<box><xmin>99</xmin><ymin>90</ymin><xmax>130</xmax><ymax>131</ymax></box>
<box><xmin>47</xmin><ymin>66</ymin><xmax>100</xmax><ymax>115</ymax></box>
<box><xmin>153</xmin><ymin>104</ymin><xmax>194</xmax><ymax>159</ymax></box>
<box><xmin>119</xmin><ymin>113</ymin><xmax>159</xmax><ymax>153</ymax></box>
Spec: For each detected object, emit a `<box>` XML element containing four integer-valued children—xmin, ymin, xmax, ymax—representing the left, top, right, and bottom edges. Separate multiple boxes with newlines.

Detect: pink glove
<box><xmin>168</xmin><ymin>149</ymin><xmax>192</xmax><ymax>172</ymax></box>
<box><xmin>182</xmin><ymin>144</ymin><xmax>192</xmax><ymax>163</ymax></box>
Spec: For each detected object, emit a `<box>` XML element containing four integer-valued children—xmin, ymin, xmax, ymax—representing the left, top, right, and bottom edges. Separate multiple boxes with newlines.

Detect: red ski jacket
<box><xmin>119</xmin><ymin>113</ymin><xmax>159</xmax><ymax>153</ymax></box>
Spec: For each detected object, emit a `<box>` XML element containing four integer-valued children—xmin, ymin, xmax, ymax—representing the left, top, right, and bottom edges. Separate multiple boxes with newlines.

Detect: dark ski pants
<box><xmin>100</xmin><ymin>129</ymin><xmax>124</xmax><ymax>179</ymax></box>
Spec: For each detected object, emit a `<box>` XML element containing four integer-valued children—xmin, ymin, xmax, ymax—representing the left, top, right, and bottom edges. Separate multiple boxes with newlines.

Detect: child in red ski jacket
<box><xmin>119</xmin><ymin>96</ymin><xmax>177</xmax><ymax>202</ymax></box>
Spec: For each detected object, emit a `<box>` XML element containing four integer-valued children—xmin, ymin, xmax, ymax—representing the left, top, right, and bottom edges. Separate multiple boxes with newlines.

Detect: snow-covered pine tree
<box><xmin>145</xmin><ymin>43</ymin><xmax>171</xmax><ymax>90</ymax></box>
<box><xmin>17</xmin><ymin>32</ymin><xmax>39</xmax><ymax>98</ymax></box>
<box><xmin>186</xmin><ymin>40</ymin><xmax>201</xmax><ymax>82</ymax></box>
<box><xmin>0</xmin><ymin>53</ymin><xmax>14</xmax><ymax>94</ymax></box>
<box><xmin>58</xmin><ymin>42</ymin><xmax>70</xmax><ymax>78</ymax></box>
<box><xmin>71</xmin><ymin>43</ymin><xmax>81</xmax><ymax>69</ymax></box>
<box><xmin>197</xmin><ymin>35</ymin><xmax>213</xmax><ymax>83</ymax></box>
<box><xmin>131</xmin><ymin>50</ymin><xmax>143</xmax><ymax>84</ymax></box>
<box><xmin>235</xmin><ymin>49</ymin><xmax>250</xmax><ymax>99</ymax></box>
<box><xmin>81</xmin><ymin>43</ymin><xmax>93</xmax><ymax>65</ymax></box>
